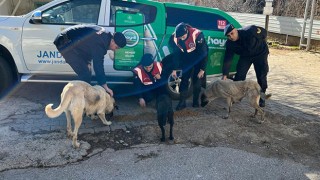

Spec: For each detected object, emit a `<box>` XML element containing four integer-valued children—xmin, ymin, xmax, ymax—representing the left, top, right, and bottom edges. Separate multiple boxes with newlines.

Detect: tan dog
<box><xmin>45</xmin><ymin>81</ymin><xmax>115</xmax><ymax>148</ymax></box>
<box><xmin>201</xmin><ymin>79</ymin><xmax>271</xmax><ymax>122</ymax></box>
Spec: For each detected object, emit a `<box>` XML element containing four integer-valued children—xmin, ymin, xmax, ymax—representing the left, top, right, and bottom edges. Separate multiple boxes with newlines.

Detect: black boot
<box><xmin>192</xmin><ymin>102</ymin><xmax>199</xmax><ymax>108</ymax></box>
<box><xmin>259</xmin><ymin>91</ymin><xmax>266</xmax><ymax>107</ymax></box>
<box><xmin>192</xmin><ymin>102</ymin><xmax>200</xmax><ymax>108</ymax></box>
<box><xmin>259</xmin><ymin>98</ymin><xmax>265</xmax><ymax>107</ymax></box>
<box><xmin>193</xmin><ymin>85</ymin><xmax>202</xmax><ymax>108</ymax></box>
<box><xmin>176</xmin><ymin>92</ymin><xmax>187</xmax><ymax>110</ymax></box>
<box><xmin>200</xmin><ymin>93</ymin><xmax>209</xmax><ymax>107</ymax></box>
<box><xmin>192</xmin><ymin>94</ymin><xmax>199</xmax><ymax>108</ymax></box>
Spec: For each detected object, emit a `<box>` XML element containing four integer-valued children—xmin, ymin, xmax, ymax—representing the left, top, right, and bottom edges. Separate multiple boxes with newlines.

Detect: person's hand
<box><xmin>221</xmin><ymin>75</ymin><xmax>227</xmax><ymax>80</ymax></box>
<box><xmin>154</xmin><ymin>73</ymin><xmax>161</xmax><ymax>80</ymax></box>
<box><xmin>102</xmin><ymin>84</ymin><xmax>114</xmax><ymax>97</ymax></box>
<box><xmin>107</xmin><ymin>50</ymin><xmax>114</xmax><ymax>60</ymax></box>
<box><xmin>139</xmin><ymin>98</ymin><xmax>146</xmax><ymax>107</ymax></box>
<box><xmin>197</xmin><ymin>69</ymin><xmax>205</xmax><ymax>79</ymax></box>
<box><xmin>87</xmin><ymin>63</ymin><xmax>92</xmax><ymax>73</ymax></box>
<box><xmin>96</xmin><ymin>27</ymin><xmax>105</xmax><ymax>35</ymax></box>
<box><xmin>105</xmin><ymin>88</ymin><xmax>114</xmax><ymax>97</ymax></box>
<box><xmin>171</xmin><ymin>70</ymin><xmax>177</xmax><ymax>79</ymax></box>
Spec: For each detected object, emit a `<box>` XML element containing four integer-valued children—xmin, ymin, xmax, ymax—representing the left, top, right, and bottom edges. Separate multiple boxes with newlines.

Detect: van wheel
<box><xmin>0</xmin><ymin>57</ymin><xmax>15</xmax><ymax>98</ymax></box>
<box><xmin>166</xmin><ymin>75</ymin><xmax>192</xmax><ymax>100</ymax></box>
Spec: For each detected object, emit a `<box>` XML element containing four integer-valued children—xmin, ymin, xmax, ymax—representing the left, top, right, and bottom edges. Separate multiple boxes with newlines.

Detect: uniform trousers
<box><xmin>234</xmin><ymin>53</ymin><xmax>269</xmax><ymax>93</ymax></box>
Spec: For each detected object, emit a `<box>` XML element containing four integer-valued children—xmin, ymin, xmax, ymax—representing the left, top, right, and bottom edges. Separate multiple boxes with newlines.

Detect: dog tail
<box><xmin>253</xmin><ymin>82</ymin><xmax>272</xmax><ymax>100</ymax></box>
<box><xmin>45</xmin><ymin>90</ymin><xmax>73</xmax><ymax>118</ymax></box>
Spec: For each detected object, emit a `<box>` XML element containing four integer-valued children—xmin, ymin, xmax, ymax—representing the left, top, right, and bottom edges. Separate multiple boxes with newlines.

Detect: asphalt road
<box><xmin>0</xmin><ymin>81</ymin><xmax>319</xmax><ymax>180</ymax></box>
<box><xmin>0</xmin><ymin>143</ymin><xmax>317</xmax><ymax>180</ymax></box>
<box><xmin>1</xmin><ymin>48</ymin><xmax>320</xmax><ymax>179</ymax></box>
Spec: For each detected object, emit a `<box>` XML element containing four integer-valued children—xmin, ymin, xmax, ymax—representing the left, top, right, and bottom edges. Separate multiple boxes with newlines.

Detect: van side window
<box><xmin>41</xmin><ymin>0</ymin><xmax>101</xmax><ymax>24</ymax></box>
<box><xmin>166</xmin><ymin>7</ymin><xmax>227</xmax><ymax>31</ymax></box>
<box><xmin>110</xmin><ymin>1</ymin><xmax>157</xmax><ymax>26</ymax></box>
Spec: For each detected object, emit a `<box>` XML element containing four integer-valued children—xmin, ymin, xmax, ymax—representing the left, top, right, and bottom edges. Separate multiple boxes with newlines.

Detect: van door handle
<box><xmin>141</xmin><ymin>37</ymin><xmax>156</xmax><ymax>40</ymax></box>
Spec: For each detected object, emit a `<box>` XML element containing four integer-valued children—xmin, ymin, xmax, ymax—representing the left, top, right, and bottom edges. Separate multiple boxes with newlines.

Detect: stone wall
<box><xmin>268</xmin><ymin>32</ymin><xmax>320</xmax><ymax>51</ymax></box>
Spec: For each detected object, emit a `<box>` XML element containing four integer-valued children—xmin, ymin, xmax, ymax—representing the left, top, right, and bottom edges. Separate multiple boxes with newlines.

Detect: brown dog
<box><xmin>45</xmin><ymin>81</ymin><xmax>116</xmax><ymax>148</ymax></box>
<box><xmin>201</xmin><ymin>79</ymin><xmax>271</xmax><ymax>122</ymax></box>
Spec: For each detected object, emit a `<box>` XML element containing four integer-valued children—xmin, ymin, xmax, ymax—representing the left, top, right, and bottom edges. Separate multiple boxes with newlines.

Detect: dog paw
<box><xmin>73</xmin><ymin>141</ymin><xmax>80</xmax><ymax>148</ymax></box>
<box><xmin>250</xmin><ymin>117</ymin><xmax>264</xmax><ymax>124</ymax></box>
<box><xmin>222</xmin><ymin>115</ymin><xmax>229</xmax><ymax>119</ymax></box>
<box><xmin>255</xmin><ymin>119</ymin><xmax>263</xmax><ymax>124</ymax></box>
<box><xmin>168</xmin><ymin>139</ymin><xmax>175</xmax><ymax>145</ymax></box>
<box><xmin>160</xmin><ymin>137</ymin><xmax>166</xmax><ymax>142</ymax></box>
<box><xmin>103</xmin><ymin>121</ymin><xmax>112</xmax><ymax>126</ymax></box>
<box><xmin>89</xmin><ymin>115</ymin><xmax>99</xmax><ymax>120</ymax></box>
<box><xmin>67</xmin><ymin>132</ymin><xmax>74</xmax><ymax>139</ymax></box>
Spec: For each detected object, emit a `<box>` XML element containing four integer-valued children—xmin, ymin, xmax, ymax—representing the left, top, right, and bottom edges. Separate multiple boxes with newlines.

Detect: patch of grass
<box><xmin>268</xmin><ymin>41</ymin><xmax>300</xmax><ymax>50</ymax></box>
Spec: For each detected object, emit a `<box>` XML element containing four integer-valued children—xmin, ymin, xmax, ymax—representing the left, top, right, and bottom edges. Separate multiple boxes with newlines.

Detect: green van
<box><xmin>0</xmin><ymin>0</ymin><xmax>240</xmax><ymax>98</ymax></box>
<box><xmin>112</xmin><ymin>0</ymin><xmax>241</xmax><ymax>98</ymax></box>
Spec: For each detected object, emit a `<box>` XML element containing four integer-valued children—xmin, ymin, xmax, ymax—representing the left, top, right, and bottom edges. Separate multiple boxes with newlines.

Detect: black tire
<box><xmin>0</xmin><ymin>57</ymin><xmax>15</xmax><ymax>98</ymax></box>
<box><xmin>166</xmin><ymin>74</ymin><xmax>192</xmax><ymax>100</ymax></box>
<box><xmin>161</xmin><ymin>54</ymin><xmax>193</xmax><ymax>100</ymax></box>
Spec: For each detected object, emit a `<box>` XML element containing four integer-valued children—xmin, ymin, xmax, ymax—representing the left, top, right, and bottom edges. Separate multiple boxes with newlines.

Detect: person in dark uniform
<box><xmin>53</xmin><ymin>24</ymin><xmax>126</xmax><ymax>96</ymax></box>
<box><xmin>221</xmin><ymin>24</ymin><xmax>269</xmax><ymax>107</ymax></box>
<box><xmin>133</xmin><ymin>53</ymin><xmax>174</xmax><ymax>142</ymax></box>
<box><xmin>133</xmin><ymin>53</ymin><xmax>165</xmax><ymax>107</ymax></box>
<box><xmin>169</xmin><ymin>22</ymin><xmax>208</xmax><ymax>110</ymax></box>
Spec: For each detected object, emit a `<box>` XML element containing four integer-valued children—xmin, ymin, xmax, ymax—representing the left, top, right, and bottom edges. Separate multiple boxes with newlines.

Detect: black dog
<box><xmin>156</xmin><ymin>94</ymin><xmax>174</xmax><ymax>142</ymax></box>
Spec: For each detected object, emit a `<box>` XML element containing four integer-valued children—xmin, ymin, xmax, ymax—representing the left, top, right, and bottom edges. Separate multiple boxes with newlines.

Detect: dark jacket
<box><xmin>133</xmin><ymin>63</ymin><xmax>171</xmax><ymax>99</ymax></box>
<box><xmin>169</xmin><ymin>27</ymin><xmax>208</xmax><ymax>72</ymax></box>
<box><xmin>222</xmin><ymin>25</ymin><xmax>269</xmax><ymax>75</ymax></box>
<box><xmin>54</xmin><ymin>24</ymin><xmax>111</xmax><ymax>86</ymax></box>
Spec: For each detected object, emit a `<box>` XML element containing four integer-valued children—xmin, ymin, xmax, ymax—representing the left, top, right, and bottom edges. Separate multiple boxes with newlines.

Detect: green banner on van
<box><xmin>114</xmin><ymin>11</ymin><xmax>144</xmax><ymax>71</ymax></box>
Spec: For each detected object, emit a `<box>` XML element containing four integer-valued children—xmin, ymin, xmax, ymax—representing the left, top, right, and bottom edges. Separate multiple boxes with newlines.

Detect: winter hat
<box><xmin>113</xmin><ymin>32</ymin><xmax>127</xmax><ymax>48</ymax></box>
<box><xmin>224</xmin><ymin>24</ymin><xmax>235</xmax><ymax>36</ymax></box>
<box><xmin>140</xmin><ymin>53</ymin><xmax>154</xmax><ymax>66</ymax></box>
<box><xmin>175</xmin><ymin>22</ymin><xmax>188</xmax><ymax>38</ymax></box>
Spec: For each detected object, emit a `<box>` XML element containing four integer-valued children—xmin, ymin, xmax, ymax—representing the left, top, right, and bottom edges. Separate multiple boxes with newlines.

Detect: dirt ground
<box><xmin>80</xmin><ymin>48</ymin><xmax>320</xmax><ymax>170</ymax></box>
<box><xmin>0</xmin><ymin>48</ymin><xmax>319</xmax><ymax>172</ymax></box>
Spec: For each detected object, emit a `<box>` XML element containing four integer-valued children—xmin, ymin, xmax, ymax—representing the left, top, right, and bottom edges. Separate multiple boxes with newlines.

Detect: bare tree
<box><xmin>156</xmin><ymin>0</ymin><xmax>320</xmax><ymax>19</ymax></box>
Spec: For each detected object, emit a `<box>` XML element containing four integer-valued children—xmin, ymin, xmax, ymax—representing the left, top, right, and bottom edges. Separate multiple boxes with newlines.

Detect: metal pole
<box><xmin>299</xmin><ymin>0</ymin><xmax>311</xmax><ymax>49</ymax></box>
<box><xmin>306</xmin><ymin>0</ymin><xmax>316</xmax><ymax>51</ymax></box>
<box><xmin>263</xmin><ymin>0</ymin><xmax>273</xmax><ymax>40</ymax></box>
<box><xmin>265</xmin><ymin>15</ymin><xmax>269</xmax><ymax>39</ymax></box>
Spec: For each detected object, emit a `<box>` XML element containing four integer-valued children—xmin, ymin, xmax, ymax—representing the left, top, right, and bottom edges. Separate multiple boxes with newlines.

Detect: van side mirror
<box><xmin>29</xmin><ymin>11</ymin><xmax>42</xmax><ymax>24</ymax></box>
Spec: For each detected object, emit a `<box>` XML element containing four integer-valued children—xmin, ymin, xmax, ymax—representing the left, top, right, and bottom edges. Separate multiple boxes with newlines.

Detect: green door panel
<box><xmin>114</xmin><ymin>11</ymin><xmax>144</xmax><ymax>70</ymax></box>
